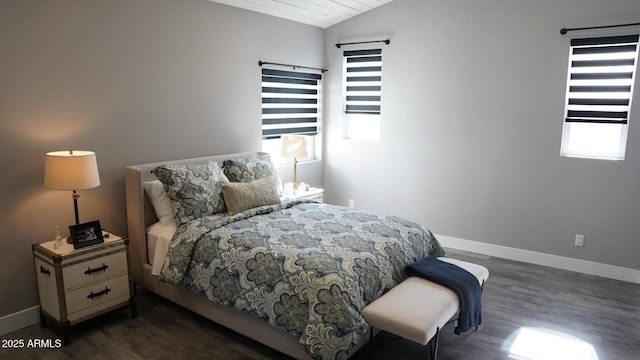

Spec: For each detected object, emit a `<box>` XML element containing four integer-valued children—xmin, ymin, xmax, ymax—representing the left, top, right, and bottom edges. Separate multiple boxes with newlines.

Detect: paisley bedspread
<box><xmin>159</xmin><ymin>200</ymin><xmax>445</xmax><ymax>359</ymax></box>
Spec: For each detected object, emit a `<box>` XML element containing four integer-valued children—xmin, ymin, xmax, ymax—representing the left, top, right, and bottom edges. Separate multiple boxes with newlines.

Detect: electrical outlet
<box><xmin>349</xmin><ymin>199</ymin><xmax>355</xmax><ymax>208</ymax></box>
<box><xmin>575</xmin><ymin>234</ymin><xmax>584</xmax><ymax>247</ymax></box>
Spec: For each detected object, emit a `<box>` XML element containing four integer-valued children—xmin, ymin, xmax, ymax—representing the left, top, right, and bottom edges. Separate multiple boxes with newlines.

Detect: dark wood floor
<box><xmin>3</xmin><ymin>249</ymin><xmax>639</xmax><ymax>359</ymax></box>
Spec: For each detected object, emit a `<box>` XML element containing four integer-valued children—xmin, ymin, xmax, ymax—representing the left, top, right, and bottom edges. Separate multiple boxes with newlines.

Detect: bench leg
<box><xmin>369</xmin><ymin>326</ymin><xmax>374</xmax><ymax>360</ymax></box>
<box><xmin>429</xmin><ymin>327</ymin><xmax>440</xmax><ymax>360</ymax></box>
<box><xmin>474</xmin><ymin>279</ymin><xmax>485</xmax><ymax>332</ymax></box>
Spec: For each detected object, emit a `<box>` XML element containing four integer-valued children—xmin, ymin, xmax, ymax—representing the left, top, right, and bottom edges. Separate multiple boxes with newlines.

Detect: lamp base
<box><xmin>292</xmin><ymin>158</ymin><xmax>299</xmax><ymax>191</ymax></box>
<box><xmin>69</xmin><ymin>190</ymin><xmax>81</xmax><ymax>244</ymax></box>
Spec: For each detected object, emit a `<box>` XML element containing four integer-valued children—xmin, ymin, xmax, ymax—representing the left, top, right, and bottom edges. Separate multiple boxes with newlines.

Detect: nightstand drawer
<box><xmin>63</xmin><ymin>250</ymin><xmax>128</xmax><ymax>290</ymax></box>
<box><xmin>65</xmin><ymin>273</ymin><xmax>130</xmax><ymax>317</ymax></box>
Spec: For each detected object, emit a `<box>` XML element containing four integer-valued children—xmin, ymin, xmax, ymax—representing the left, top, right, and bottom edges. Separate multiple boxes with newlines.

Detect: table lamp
<box><xmin>44</xmin><ymin>150</ymin><xmax>101</xmax><ymax>226</ymax></box>
<box><xmin>280</xmin><ymin>135</ymin><xmax>308</xmax><ymax>190</ymax></box>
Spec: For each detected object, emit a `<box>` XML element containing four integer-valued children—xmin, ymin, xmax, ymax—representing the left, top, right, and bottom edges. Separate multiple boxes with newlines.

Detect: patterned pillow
<box><xmin>222</xmin><ymin>154</ymin><xmax>283</xmax><ymax>195</ymax></box>
<box><xmin>153</xmin><ymin>161</ymin><xmax>228</xmax><ymax>224</ymax></box>
<box><xmin>220</xmin><ymin>175</ymin><xmax>281</xmax><ymax>216</ymax></box>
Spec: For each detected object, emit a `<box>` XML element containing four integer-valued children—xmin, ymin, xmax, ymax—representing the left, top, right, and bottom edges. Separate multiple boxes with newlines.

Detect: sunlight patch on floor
<box><xmin>503</xmin><ymin>327</ymin><xmax>599</xmax><ymax>360</ymax></box>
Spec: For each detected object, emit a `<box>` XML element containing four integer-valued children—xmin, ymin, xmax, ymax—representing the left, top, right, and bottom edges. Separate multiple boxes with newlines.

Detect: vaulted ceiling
<box><xmin>208</xmin><ymin>0</ymin><xmax>393</xmax><ymax>28</ymax></box>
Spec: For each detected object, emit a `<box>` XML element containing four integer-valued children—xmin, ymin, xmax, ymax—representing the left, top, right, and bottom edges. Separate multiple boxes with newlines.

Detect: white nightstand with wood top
<box><xmin>32</xmin><ymin>231</ymin><xmax>136</xmax><ymax>345</ymax></box>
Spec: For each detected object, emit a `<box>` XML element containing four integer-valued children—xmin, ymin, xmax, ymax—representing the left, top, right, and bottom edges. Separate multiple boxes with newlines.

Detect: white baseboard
<box><xmin>0</xmin><ymin>306</ymin><xmax>40</xmax><ymax>336</ymax></box>
<box><xmin>437</xmin><ymin>234</ymin><xmax>640</xmax><ymax>284</ymax></box>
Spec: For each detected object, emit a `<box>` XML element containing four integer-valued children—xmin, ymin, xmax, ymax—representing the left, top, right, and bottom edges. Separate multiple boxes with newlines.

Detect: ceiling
<box><xmin>208</xmin><ymin>0</ymin><xmax>394</xmax><ymax>28</ymax></box>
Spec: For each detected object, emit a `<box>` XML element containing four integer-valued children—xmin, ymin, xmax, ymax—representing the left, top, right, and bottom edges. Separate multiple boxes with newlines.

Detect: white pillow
<box><xmin>143</xmin><ymin>180</ymin><xmax>175</xmax><ymax>225</ymax></box>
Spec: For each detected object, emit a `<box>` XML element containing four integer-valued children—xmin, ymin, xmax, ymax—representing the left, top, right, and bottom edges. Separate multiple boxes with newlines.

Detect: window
<box><xmin>261</xmin><ymin>68</ymin><xmax>321</xmax><ymax>163</ymax></box>
<box><xmin>343</xmin><ymin>48</ymin><xmax>382</xmax><ymax>140</ymax></box>
<box><xmin>560</xmin><ymin>34</ymin><xmax>639</xmax><ymax>160</ymax></box>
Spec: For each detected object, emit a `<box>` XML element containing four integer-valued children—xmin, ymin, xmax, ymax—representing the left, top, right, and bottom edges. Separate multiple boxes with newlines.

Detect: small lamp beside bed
<box><xmin>44</xmin><ymin>150</ymin><xmax>101</xmax><ymax>245</ymax></box>
<box><xmin>280</xmin><ymin>135</ymin><xmax>308</xmax><ymax>191</ymax></box>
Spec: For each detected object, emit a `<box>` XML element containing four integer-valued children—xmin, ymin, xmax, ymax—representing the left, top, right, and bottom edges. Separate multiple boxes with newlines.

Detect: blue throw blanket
<box><xmin>405</xmin><ymin>256</ymin><xmax>482</xmax><ymax>334</ymax></box>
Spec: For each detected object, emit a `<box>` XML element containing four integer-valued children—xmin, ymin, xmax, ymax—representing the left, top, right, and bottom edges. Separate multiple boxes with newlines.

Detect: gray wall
<box><xmin>324</xmin><ymin>0</ymin><xmax>640</xmax><ymax>270</ymax></box>
<box><xmin>0</xmin><ymin>0</ymin><xmax>323</xmax><ymax>318</ymax></box>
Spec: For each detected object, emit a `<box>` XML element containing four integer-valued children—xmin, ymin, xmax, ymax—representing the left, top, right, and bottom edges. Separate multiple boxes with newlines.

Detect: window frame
<box><xmin>560</xmin><ymin>34</ymin><xmax>640</xmax><ymax>160</ymax></box>
<box><xmin>260</xmin><ymin>67</ymin><xmax>322</xmax><ymax>162</ymax></box>
<box><xmin>342</xmin><ymin>48</ymin><xmax>383</xmax><ymax>141</ymax></box>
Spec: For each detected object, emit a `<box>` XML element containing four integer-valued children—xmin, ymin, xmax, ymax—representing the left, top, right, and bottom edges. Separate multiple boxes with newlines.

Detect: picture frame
<box><xmin>69</xmin><ymin>220</ymin><xmax>104</xmax><ymax>249</ymax></box>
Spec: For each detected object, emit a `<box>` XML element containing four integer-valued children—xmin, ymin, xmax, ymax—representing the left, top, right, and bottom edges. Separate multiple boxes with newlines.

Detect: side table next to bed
<box><xmin>285</xmin><ymin>186</ymin><xmax>324</xmax><ymax>203</ymax></box>
<box><xmin>32</xmin><ymin>231</ymin><xmax>137</xmax><ymax>345</ymax></box>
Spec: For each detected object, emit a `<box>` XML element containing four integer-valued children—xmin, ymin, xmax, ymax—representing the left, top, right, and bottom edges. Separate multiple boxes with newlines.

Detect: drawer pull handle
<box><xmin>87</xmin><ymin>287</ymin><xmax>111</xmax><ymax>300</ymax></box>
<box><xmin>85</xmin><ymin>263</ymin><xmax>109</xmax><ymax>275</ymax></box>
<box><xmin>40</xmin><ymin>266</ymin><xmax>51</xmax><ymax>276</ymax></box>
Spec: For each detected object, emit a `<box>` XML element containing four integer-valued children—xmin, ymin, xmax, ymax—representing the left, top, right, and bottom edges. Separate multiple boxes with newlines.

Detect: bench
<box><xmin>362</xmin><ymin>258</ymin><xmax>489</xmax><ymax>359</ymax></box>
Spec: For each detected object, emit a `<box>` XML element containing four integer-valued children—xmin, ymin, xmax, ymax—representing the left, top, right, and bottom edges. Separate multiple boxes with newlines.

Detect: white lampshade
<box><xmin>280</xmin><ymin>135</ymin><xmax>308</xmax><ymax>159</ymax></box>
<box><xmin>44</xmin><ymin>150</ymin><xmax>101</xmax><ymax>190</ymax></box>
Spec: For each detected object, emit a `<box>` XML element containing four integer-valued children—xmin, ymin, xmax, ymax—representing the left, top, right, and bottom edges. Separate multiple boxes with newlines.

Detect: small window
<box><xmin>343</xmin><ymin>48</ymin><xmax>382</xmax><ymax>140</ymax></box>
<box><xmin>261</xmin><ymin>68</ymin><xmax>321</xmax><ymax>163</ymax></box>
<box><xmin>560</xmin><ymin>34</ymin><xmax>639</xmax><ymax>160</ymax></box>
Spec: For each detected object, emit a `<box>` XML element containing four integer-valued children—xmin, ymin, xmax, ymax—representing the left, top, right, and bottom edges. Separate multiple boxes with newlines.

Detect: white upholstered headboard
<box><xmin>124</xmin><ymin>151</ymin><xmax>261</xmax><ymax>284</ymax></box>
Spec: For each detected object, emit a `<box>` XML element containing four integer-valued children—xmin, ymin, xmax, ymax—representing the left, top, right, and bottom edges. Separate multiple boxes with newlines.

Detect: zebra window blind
<box><xmin>564</xmin><ymin>34</ymin><xmax>639</xmax><ymax>125</ymax></box>
<box><xmin>343</xmin><ymin>48</ymin><xmax>382</xmax><ymax>115</ymax></box>
<box><xmin>261</xmin><ymin>68</ymin><xmax>321</xmax><ymax>139</ymax></box>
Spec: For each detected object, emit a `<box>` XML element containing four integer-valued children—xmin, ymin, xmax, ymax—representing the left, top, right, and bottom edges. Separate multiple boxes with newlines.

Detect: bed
<box><xmin>124</xmin><ymin>151</ymin><xmax>445</xmax><ymax>360</ymax></box>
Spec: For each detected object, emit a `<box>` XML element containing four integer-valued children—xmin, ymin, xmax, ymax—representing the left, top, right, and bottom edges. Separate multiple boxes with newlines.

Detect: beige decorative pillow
<box><xmin>220</xmin><ymin>175</ymin><xmax>281</xmax><ymax>216</ymax></box>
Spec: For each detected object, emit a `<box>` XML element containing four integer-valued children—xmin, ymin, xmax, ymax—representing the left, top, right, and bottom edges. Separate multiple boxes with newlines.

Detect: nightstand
<box><xmin>290</xmin><ymin>187</ymin><xmax>324</xmax><ymax>203</ymax></box>
<box><xmin>32</xmin><ymin>231</ymin><xmax>136</xmax><ymax>345</ymax></box>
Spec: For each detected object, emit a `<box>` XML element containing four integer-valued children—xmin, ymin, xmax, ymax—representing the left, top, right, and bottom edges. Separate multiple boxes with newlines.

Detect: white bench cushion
<box><xmin>362</xmin><ymin>258</ymin><xmax>489</xmax><ymax>345</ymax></box>
<box><xmin>362</xmin><ymin>277</ymin><xmax>458</xmax><ymax>344</ymax></box>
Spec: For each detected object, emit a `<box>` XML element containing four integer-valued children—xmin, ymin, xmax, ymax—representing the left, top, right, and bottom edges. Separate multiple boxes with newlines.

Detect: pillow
<box><xmin>153</xmin><ymin>161</ymin><xmax>228</xmax><ymax>224</ymax></box>
<box><xmin>220</xmin><ymin>175</ymin><xmax>281</xmax><ymax>216</ymax></box>
<box><xmin>222</xmin><ymin>153</ymin><xmax>283</xmax><ymax>195</ymax></box>
<box><xmin>143</xmin><ymin>180</ymin><xmax>175</xmax><ymax>225</ymax></box>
